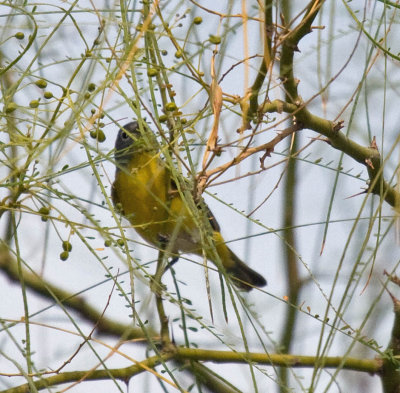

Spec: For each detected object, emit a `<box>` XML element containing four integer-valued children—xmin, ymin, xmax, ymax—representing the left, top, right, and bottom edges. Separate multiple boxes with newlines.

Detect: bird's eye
<box><xmin>121</xmin><ymin>131</ymin><xmax>128</xmax><ymax>139</ymax></box>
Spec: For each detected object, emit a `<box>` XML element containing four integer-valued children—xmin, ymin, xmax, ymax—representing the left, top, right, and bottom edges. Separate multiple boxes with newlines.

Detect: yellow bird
<box><xmin>112</xmin><ymin>121</ymin><xmax>266</xmax><ymax>291</ymax></box>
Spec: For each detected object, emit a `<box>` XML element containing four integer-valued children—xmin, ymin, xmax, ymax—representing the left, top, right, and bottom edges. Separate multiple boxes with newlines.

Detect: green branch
<box><xmin>0</xmin><ymin>354</ymin><xmax>172</xmax><ymax>393</ymax></box>
<box><xmin>176</xmin><ymin>348</ymin><xmax>381</xmax><ymax>374</ymax></box>
<box><xmin>381</xmin><ymin>274</ymin><xmax>400</xmax><ymax>393</ymax></box>
<box><xmin>2</xmin><ymin>346</ymin><xmax>383</xmax><ymax>393</ymax></box>
<box><xmin>244</xmin><ymin>0</ymin><xmax>274</xmax><ymax>124</ymax></box>
<box><xmin>280</xmin><ymin>0</ymin><xmax>325</xmax><ymax>102</ymax></box>
<box><xmin>261</xmin><ymin>100</ymin><xmax>400</xmax><ymax>209</ymax></box>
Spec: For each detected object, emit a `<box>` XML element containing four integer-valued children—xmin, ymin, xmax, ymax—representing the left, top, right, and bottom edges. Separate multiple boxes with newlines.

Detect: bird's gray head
<box><xmin>114</xmin><ymin>121</ymin><xmax>142</xmax><ymax>167</ymax></box>
<box><xmin>114</xmin><ymin>121</ymin><xmax>159</xmax><ymax>169</ymax></box>
<box><xmin>115</xmin><ymin>121</ymin><xmax>140</xmax><ymax>151</ymax></box>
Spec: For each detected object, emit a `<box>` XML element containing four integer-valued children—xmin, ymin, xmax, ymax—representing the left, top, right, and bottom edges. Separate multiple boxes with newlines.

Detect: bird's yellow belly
<box><xmin>113</xmin><ymin>160</ymin><xmax>198</xmax><ymax>251</ymax></box>
<box><xmin>113</xmin><ymin>161</ymin><xmax>169</xmax><ymax>244</ymax></box>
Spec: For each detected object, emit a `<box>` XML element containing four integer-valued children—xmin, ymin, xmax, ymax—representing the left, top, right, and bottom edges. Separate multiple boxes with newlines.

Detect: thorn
<box><xmin>312</xmin><ymin>136</ymin><xmax>331</xmax><ymax>144</ymax></box>
<box><xmin>384</xmin><ymin>270</ymin><xmax>400</xmax><ymax>287</ymax></box>
<box><xmin>384</xmin><ymin>285</ymin><xmax>400</xmax><ymax>310</ymax></box>
<box><xmin>365</xmin><ymin>158</ymin><xmax>374</xmax><ymax>169</ymax></box>
<box><xmin>311</xmin><ymin>25</ymin><xmax>326</xmax><ymax>30</ymax></box>
<box><xmin>333</xmin><ymin>120</ymin><xmax>344</xmax><ymax>133</ymax></box>
<box><xmin>320</xmin><ymin>240</ymin><xmax>325</xmax><ymax>256</ymax></box>
<box><xmin>259</xmin><ymin>149</ymin><xmax>273</xmax><ymax>169</ymax></box>
<box><xmin>280</xmin><ymin>12</ymin><xmax>286</xmax><ymax>27</ymax></box>
<box><xmin>370</xmin><ymin>136</ymin><xmax>378</xmax><ymax>150</ymax></box>
<box><xmin>360</xmin><ymin>270</ymin><xmax>372</xmax><ymax>295</ymax></box>
<box><xmin>344</xmin><ymin>190</ymin><xmax>367</xmax><ymax>199</ymax></box>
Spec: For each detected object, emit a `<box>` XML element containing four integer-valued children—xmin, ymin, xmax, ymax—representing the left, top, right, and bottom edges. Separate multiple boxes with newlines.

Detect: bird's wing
<box><xmin>170</xmin><ymin>177</ymin><xmax>221</xmax><ymax>232</ymax></box>
<box><xmin>200</xmin><ymin>200</ymin><xmax>221</xmax><ymax>232</ymax></box>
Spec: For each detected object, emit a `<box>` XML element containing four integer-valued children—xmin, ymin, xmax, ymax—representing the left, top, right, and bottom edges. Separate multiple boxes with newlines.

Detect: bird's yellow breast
<box><xmin>112</xmin><ymin>151</ymin><xmax>193</xmax><ymax>249</ymax></box>
<box><xmin>113</xmin><ymin>152</ymin><xmax>167</xmax><ymax>243</ymax></box>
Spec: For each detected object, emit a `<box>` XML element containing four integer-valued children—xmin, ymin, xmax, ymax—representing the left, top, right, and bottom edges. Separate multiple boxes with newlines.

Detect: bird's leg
<box><xmin>157</xmin><ymin>233</ymin><xmax>180</xmax><ymax>271</ymax></box>
<box><xmin>165</xmin><ymin>256</ymin><xmax>179</xmax><ymax>271</ymax></box>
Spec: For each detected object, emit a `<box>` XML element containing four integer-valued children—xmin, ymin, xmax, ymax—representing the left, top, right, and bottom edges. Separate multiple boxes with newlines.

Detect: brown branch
<box><xmin>196</xmin><ymin>122</ymin><xmax>301</xmax><ymax>198</ymax></box>
<box><xmin>0</xmin><ymin>244</ymin><xmax>147</xmax><ymax>340</ymax></box>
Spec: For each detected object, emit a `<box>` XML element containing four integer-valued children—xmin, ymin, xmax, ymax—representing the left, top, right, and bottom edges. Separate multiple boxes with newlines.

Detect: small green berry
<box><xmin>116</xmin><ymin>238</ymin><xmax>125</xmax><ymax>247</ymax></box>
<box><xmin>84</xmin><ymin>92</ymin><xmax>91</xmax><ymax>99</ymax></box>
<box><xmin>165</xmin><ymin>102</ymin><xmax>177</xmax><ymax>112</ymax></box>
<box><xmin>180</xmin><ymin>118</ymin><xmax>187</xmax><ymax>124</ymax></box>
<box><xmin>15</xmin><ymin>32</ymin><xmax>25</xmax><ymax>40</ymax></box>
<box><xmin>104</xmin><ymin>239</ymin><xmax>112</xmax><ymax>247</ymax></box>
<box><xmin>38</xmin><ymin>207</ymin><xmax>50</xmax><ymax>215</ymax></box>
<box><xmin>43</xmin><ymin>91</ymin><xmax>53</xmax><ymax>99</ymax></box>
<box><xmin>62</xmin><ymin>241</ymin><xmax>72</xmax><ymax>252</ymax></box>
<box><xmin>29</xmin><ymin>100</ymin><xmax>40</xmax><ymax>108</ymax></box>
<box><xmin>174</xmin><ymin>50</ymin><xmax>183</xmax><ymax>59</ymax></box>
<box><xmin>35</xmin><ymin>79</ymin><xmax>47</xmax><ymax>89</ymax></box>
<box><xmin>147</xmin><ymin>68</ymin><xmax>159</xmax><ymax>77</ymax></box>
<box><xmin>96</xmin><ymin>129</ymin><xmax>106</xmax><ymax>142</ymax></box>
<box><xmin>59</xmin><ymin>251</ymin><xmax>69</xmax><ymax>261</ymax></box>
<box><xmin>161</xmin><ymin>50</ymin><xmax>168</xmax><ymax>56</ymax></box>
<box><xmin>38</xmin><ymin>206</ymin><xmax>50</xmax><ymax>221</ymax></box>
<box><xmin>148</xmin><ymin>23</ymin><xmax>156</xmax><ymax>30</ymax></box>
<box><xmin>90</xmin><ymin>129</ymin><xmax>106</xmax><ymax>142</ymax></box>
<box><xmin>193</xmin><ymin>17</ymin><xmax>203</xmax><ymax>25</ymax></box>
<box><xmin>5</xmin><ymin>102</ymin><xmax>17</xmax><ymax>113</ymax></box>
<box><xmin>88</xmin><ymin>83</ymin><xmax>96</xmax><ymax>92</ymax></box>
<box><xmin>159</xmin><ymin>114</ymin><xmax>168</xmax><ymax>123</ymax></box>
<box><xmin>209</xmin><ymin>35</ymin><xmax>221</xmax><ymax>45</ymax></box>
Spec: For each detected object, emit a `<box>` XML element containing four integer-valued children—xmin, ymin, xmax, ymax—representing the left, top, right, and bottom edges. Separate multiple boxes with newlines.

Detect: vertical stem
<box><xmin>153</xmin><ymin>252</ymin><xmax>172</xmax><ymax>349</ymax></box>
<box><xmin>279</xmin><ymin>134</ymin><xmax>301</xmax><ymax>392</ymax></box>
<box><xmin>13</xmin><ymin>213</ymin><xmax>34</xmax><ymax>380</ymax></box>
<box><xmin>278</xmin><ymin>2</ymin><xmax>301</xmax><ymax>392</ymax></box>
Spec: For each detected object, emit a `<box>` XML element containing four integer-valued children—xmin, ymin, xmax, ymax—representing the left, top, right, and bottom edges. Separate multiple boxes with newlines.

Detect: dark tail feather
<box><xmin>227</xmin><ymin>250</ymin><xmax>267</xmax><ymax>291</ymax></box>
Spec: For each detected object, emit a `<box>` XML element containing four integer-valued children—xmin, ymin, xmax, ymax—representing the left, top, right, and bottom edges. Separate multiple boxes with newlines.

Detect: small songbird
<box><xmin>112</xmin><ymin>121</ymin><xmax>266</xmax><ymax>291</ymax></box>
